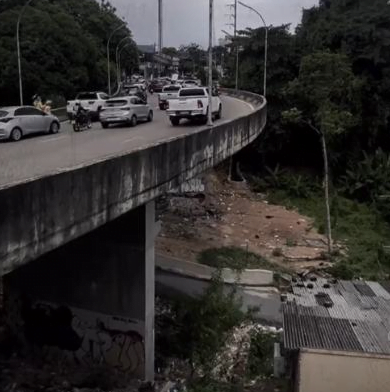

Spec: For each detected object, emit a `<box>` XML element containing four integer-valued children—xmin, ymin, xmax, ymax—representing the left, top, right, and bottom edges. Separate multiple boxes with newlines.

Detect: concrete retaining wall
<box><xmin>156</xmin><ymin>254</ymin><xmax>274</xmax><ymax>286</ymax></box>
<box><xmin>0</xmin><ymin>90</ymin><xmax>266</xmax><ymax>276</ymax></box>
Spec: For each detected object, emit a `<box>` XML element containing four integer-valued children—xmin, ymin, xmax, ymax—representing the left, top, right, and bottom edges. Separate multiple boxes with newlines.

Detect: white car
<box><xmin>99</xmin><ymin>96</ymin><xmax>153</xmax><ymax>128</ymax></box>
<box><xmin>158</xmin><ymin>85</ymin><xmax>182</xmax><ymax>110</ymax></box>
<box><xmin>166</xmin><ymin>87</ymin><xmax>222</xmax><ymax>126</ymax></box>
<box><xmin>67</xmin><ymin>92</ymin><xmax>109</xmax><ymax>120</ymax></box>
<box><xmin>0</xmin><ymin>106</ymin><xmax>60</xmax><ymax>142</ymax></box>
<box><xmin>182</xmin><ymin>79</ymin><xmax>199</xmax><ymax>88</ymax></box>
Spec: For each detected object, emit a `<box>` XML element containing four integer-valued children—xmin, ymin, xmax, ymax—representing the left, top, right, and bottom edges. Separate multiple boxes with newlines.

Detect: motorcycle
<box><xmin>71</xmin><ymin>111</ymin><xmax>92</xmax><ymax>132</ymax></box>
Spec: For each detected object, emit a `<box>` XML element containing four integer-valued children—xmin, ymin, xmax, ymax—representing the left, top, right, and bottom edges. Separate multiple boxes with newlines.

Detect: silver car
<box><xmin>99</xmin><ymin>96</ymin><xmax>153</xmax><ymax>128</ymax></box>
<box><xmin>0</xmin><ymin>106</ymin><xmax>60</xmax><ymax>142</ymax></box>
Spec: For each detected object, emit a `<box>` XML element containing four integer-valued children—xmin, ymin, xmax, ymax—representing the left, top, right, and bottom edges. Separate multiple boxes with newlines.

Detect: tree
<box><xmin>178</xmin><ymin>43</ymin><xmax>206</xmax><ymax>76</ymax></box>
<box><xmin>162</xmin><ymin>47</ymin><xmax>178</xmax><ymax>57</ymax></box>
<box><xmin>282</xmin><ymin>52</ymin><xmax>362</xmax><ymax>254</ymax></box>
<box><xmin>0</xmin><ymin>0</ymin><xmax>138</xmax><ymax>105</ymax></box>
<box><xmin>156</xmin><ymin>271</ymin><xmax>244</xmax><ymax>378</ymax></box>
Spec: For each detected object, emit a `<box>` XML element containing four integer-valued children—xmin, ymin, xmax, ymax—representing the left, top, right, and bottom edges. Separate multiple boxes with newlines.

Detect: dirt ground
<box><xmin>156</xmin><ymin>170</ymin><xmax>332</xmax><ymax>275</ymax></box>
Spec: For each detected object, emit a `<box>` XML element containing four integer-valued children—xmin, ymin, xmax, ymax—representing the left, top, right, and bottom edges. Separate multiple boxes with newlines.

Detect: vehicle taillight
<box><xmin>88</xmin><ymin>101</ymin><xmax>95</xmax><ymax>104</ymax></box>
<box><xmin>197</xmin><ymin>100</ymin><xmax>203</xmax><ymax>108</ymax></box>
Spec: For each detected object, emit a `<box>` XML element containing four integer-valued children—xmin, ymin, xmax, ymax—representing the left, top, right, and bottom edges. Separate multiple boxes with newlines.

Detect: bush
<box><xmin>197</xmin><ymin>247</ymin><xmax>290</xmax><ymax>274</ymax></box>
<box><xmin>247</xmin><ymin>329</ymin><xmax>279</xmax><ymax>379</ymax></box>
<box><xmin>265</xmin><ymin>187</ymin><xmax>390</xmax><ymax>279</ymax></box>
<box><xmin>156</xmin><ymin>271</ymin><xmax>245</xmax><ymax>377</ymax></box>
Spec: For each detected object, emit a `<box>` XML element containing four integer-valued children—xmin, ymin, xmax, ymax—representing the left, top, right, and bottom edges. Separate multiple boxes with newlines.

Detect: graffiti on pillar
<box><xmin>6</xmin><ymin>296</ymin><xmax>145</xmax><ymax>375</ymax></box>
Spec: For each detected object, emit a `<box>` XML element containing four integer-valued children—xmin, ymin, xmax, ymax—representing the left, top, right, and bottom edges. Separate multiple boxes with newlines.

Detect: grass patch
<box><xmin>267</xmin><ymin>189</ymin><xmax>390</xmax><ymax>279</ymax></box>
<box><xmin>197</xmin><ymin>246</ymin><xmax>290</xmax><ymax>274</ymax></box>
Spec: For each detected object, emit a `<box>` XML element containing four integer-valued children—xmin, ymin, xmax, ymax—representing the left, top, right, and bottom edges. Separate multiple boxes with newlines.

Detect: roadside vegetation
<box><xmin>251</xmin><ymin>172</ymin><xmax>390</xmax><ymax>280</ymax></box>
<box><xmin>0</xmin><ymin>0</ymin><xmax>139</xmax><ymax>106</ymax></box>
<box><xmin>156</xmin><ymin>271</ymin><xmax>285</xmax><ymax>392</ymax></box>
<box><xmin>220</xmin><ymin>0</ymin><xmax>390</xmax><ymax>281</ymax></box>
<box><xmin>198</xmin><ymin>246</ymin><xmax>282</xmax><ymax>272</ymax></box>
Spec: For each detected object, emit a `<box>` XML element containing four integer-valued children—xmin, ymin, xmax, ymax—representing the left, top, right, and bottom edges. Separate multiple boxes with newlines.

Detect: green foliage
<box><xmin>0</xmin><ymin>0</ymin><xmax>138</xmax><ymax>105</ymax></box>
<box><xmin>250</xmin><ymin>170</ymin><xmax>321</xmax><ymax>200</ymax></box>
<box><xmin>340</xmin><ymin>148</ymin><xmax>390</xmax><ymax>202</ymax></box>
<box><xmin>267</xmin><ymin>186</ymin><xmax>390</xmax><ymax>279</ymax></box>
<box><xmin>178</xmin><ymin>43</ymin><xmax>206</xmax><ymax>76</ymax></box>
<box><xmin>162</xmin><ymin>47</ymin><xmax>178</xmax><ymax>57</ymax></box>
<box><xmin>156</xmin><ymin>271</ymin><xmax>245</xmax><ymax>377</ymax></box>
<box><xmin>285</xmin><ymin>52</ymin><xmax>361</xmax><ymax>142</ymax></box>
<box><xmin>197</xmin><ymin>246</ymin><xmax>288</xmax><ymax>273</ymax></box>
<box><xmin>246</xmin><ymin>329</ymin><xmax>279</xmax><ymax>379</ymax></box>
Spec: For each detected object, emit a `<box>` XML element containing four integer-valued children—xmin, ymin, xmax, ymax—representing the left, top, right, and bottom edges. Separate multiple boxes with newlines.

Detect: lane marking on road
<box><xmin>39</xmin><ymin>136</ymin><xmax>67</xmax><ymax>143</ymax></box>
<box><xmin>123</xmin><ymin>136</ymin><xmax>145</xmax><ymax>143</ymax></box>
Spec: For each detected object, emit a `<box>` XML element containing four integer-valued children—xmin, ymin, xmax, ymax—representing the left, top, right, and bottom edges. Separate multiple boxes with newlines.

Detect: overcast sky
<box><xmin>110</xmin><ymin>0</ymin><xmax>318</xmax><ymax>48</ymax></box>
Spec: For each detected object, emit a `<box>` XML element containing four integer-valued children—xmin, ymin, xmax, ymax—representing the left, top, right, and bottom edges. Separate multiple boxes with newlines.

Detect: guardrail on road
<box><xmin>51</xmin><ymin>107</ymin><xmax>68</xmax><ymax>122</ymax></box>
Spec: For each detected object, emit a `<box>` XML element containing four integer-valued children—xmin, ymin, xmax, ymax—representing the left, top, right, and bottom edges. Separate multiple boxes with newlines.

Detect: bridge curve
<box><xmin>0</xmin><ymin>89</ymin><xmax>267</xmax><ymax>275</ymax></box>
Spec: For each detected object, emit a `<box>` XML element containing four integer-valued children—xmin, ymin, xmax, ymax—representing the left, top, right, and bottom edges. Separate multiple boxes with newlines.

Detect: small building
<box><xmin>282</xmin><ymin>278</ymin><xmax>390</xmax><ymax>392</ymax></box>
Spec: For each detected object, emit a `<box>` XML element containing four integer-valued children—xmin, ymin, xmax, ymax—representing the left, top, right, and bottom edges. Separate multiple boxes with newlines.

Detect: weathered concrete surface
<box><xmin>156</xmin><ymin>254</ymin><xmax>274</xmax><ymax>286</ymax></box>
<box><xmin>4</xmin><ymin>202</ymin><xmax>157</xmax><ymax>381</ymax></box>
<box><xmin>297</xmin><ymin>349</ymin><xmax>390</xmax><ymax>392</ymax></box>
<box><xmin>0</xmin><ymin>90</ymin><xmax>266</xmax><ymax>276</ymax></box>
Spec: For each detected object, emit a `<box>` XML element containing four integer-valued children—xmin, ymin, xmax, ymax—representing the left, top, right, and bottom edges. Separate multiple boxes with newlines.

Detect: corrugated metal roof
<box><xmin>283</xmin><ymin>279</ymin><xmax>390</xmax><ymax>355</ymax></box>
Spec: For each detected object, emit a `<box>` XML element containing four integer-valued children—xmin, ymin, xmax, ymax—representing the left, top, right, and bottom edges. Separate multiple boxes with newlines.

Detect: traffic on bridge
<box><xmin>0</xmin><ymin>90</ymin><xmax>255</xmax><ymax>188</ymax></box>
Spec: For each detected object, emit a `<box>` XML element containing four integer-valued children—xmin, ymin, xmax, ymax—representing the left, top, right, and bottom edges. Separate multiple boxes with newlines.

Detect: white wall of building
<box><xmin>298</xmin><ymin>349</ymin><xmax>390</xmax><ymax>392</ymax></box>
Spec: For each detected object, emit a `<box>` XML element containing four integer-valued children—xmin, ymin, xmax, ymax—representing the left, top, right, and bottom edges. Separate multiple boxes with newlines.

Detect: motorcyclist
<box><xmin>74</xmin><ymin>101</ymin><xmax>89</xmax><ymax>124</ymax></box>
<box><xmin>135</xmin><ymin>87</ymin><xmax>147</xmax><ymax>104</ymax></box>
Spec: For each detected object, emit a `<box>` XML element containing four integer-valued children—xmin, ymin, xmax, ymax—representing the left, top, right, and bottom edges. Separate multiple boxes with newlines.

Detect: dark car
<box><xmin>149</xmin><ymin>79</ymin><xmax>166</xmax><ymax>93</ymax></box>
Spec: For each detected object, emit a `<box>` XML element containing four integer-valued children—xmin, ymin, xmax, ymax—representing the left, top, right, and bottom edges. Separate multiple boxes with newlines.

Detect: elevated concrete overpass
<box><xmin>0</xmin><ymin>89</ymin><xmax>266</xmax><ymax>380</ymax></box>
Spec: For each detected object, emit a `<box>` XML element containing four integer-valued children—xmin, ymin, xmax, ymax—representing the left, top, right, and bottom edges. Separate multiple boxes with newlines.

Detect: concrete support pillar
<box><xmin>3</xmin><ymin>202</ymin><xmax>157</xmax><ymax>381</ymax></box>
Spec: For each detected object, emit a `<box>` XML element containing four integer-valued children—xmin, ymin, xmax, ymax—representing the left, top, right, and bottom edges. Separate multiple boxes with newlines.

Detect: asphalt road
<box><xmin>0</xmin><ymin>95</ymin><xmax>254</xmax><ymax>188</ymax></box>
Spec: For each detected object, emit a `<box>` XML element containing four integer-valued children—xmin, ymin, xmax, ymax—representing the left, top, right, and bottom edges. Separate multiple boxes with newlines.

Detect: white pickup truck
<box><xmin>67</xmin><ymin>91</ymin><xmax>109</xmax><ymax>120</ymax></box>
<box><xmin>158</xmin><ymin>85</ymin><xmax>182</xmax><ymax>110</ymax></box>
<box><xmin>166</xmin><ymin>87</ymin><xmax>222</xmax><ymax>126</ymax></box>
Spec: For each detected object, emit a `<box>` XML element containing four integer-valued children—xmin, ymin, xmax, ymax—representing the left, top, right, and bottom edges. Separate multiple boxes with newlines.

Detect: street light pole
<box><xmin>233</xmin><ymin>0</ymin><xmax>239</xmax><ymax>92</ymax></box>
<box><xmin>238</xmin><ymin>1</ymin><xmax>268</xmax><ymax>97</ymax></box>
<box><xmin>222</xmin><ymin>29</ymin><xmax>239</xmax><ymax>91</ymax></box>
<box><xmin>118</xmin><ymin>43</ymin><xmax>132</xmax><ymax>84</ymax></box>
<box><xmin>207</xmin><ymin>0</ymin><xmax>214</xmax><ymax>126</ymax></box>
<box><xmin>16</xmin><ymin>0</ymin><xmax>34</xmax><ymax>106</ymax></box>
<box><xmin>158</xmin><ymin>0</ymin><xmax>163</xmax><ymax>53</ymax></box>
<box><xmin>116</xmin><ymin>36</ymin><xmax>131</xmax><ymax>86</ymax></box>
<box><xmin>107</xmin><ymin>22</ymin><xmax>126</xmax><ymax>96</ymax></box>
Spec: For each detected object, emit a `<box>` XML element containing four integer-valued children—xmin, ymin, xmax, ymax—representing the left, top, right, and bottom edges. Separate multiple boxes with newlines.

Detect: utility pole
<box><xmin>158</xmin><ymin>0</ymin><xmax>163</xmax><ymax>77</ymax></box>
<box><xmin>158</xmin><ymin>0</ymin><xmax>163</xmax><ymax>53</ymax></box>
<box><xmin>233</xmin><ymin>0</ymin><xmax>238</xmax><ymax>92</ymax></box>
<box><xmin>238</xmin><ymin>1</ymin><xmax>268</xmax><ymax>97</ymax></box>
<box><xmin>226</xmin><ymin>0</ymin><xmax>239</xmax><ymax>91</ymax></box>
<box><xmin>226</xmin><ymin>1</ymin><xmax>239</xmax><ymax>180</ymax></box>
<box><xmin>17</xmin><ymin>0</ymin><xmax>34</xmax><ymax>106</ymax></box>
<box><xmin>207</xmin><ymin>0</ymin><xmax>214</xmax><ymax>126</ymax></box>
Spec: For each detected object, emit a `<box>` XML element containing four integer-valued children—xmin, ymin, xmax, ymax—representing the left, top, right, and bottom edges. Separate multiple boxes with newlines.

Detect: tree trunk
<box><xmin>321</xmin><ymin>133</ymin><xmax>333</xmax><ymax>255</ymax></box>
